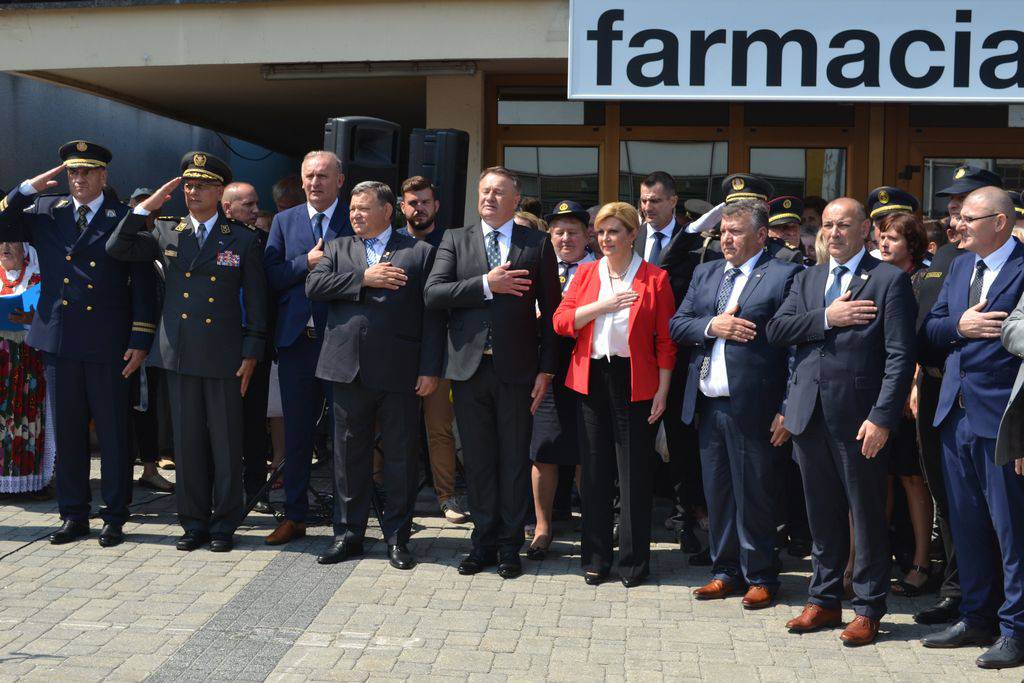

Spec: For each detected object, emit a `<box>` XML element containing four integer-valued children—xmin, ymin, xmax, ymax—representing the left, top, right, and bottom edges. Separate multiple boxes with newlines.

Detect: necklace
<box><xmin>0</xmin><ymin>256</ymin><xmax>29</xmax><ymax>293</ymax></box>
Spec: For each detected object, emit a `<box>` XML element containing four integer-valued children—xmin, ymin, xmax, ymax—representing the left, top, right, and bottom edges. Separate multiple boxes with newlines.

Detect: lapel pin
<box><xmin>860</xmin><ymin>273</ymin><xmax>869</xmax><ymax>280</ymax></box>
<box><xmin>105</xmin><ymin>209</ymin><xmax>117</xmax><ymax>218</ymax></box>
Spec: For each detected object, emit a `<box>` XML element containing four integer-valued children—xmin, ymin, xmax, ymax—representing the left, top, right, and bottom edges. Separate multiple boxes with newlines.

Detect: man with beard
<box><xmin>398</xmin><ymin>175</ymin><xmax>468</xmax><ymax>524</ymax></box>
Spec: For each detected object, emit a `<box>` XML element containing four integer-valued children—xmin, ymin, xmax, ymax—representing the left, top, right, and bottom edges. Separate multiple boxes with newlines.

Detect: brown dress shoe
<box><xmin>741</xmin><ymin>585</ymin><xmax>774</xmax><ymax>610</ymax></box>
<box><xmin>265</xmin><ymin>520</ymin><xmax>306</xmax><ymax>545</ymax></box>
<box><xmin>786</xmin><ymin>603</ymin><xmax>843</xmax><ymax>632</ymax></box>
<box><xmin>839</xmin><ymin>615</ymin><xmax>880</xmax><ymax>646</ymax></box>
<box><xmin>693</xmin><ymin>579</ymin><xmax>736</xmax><ymax>600</ymax></box>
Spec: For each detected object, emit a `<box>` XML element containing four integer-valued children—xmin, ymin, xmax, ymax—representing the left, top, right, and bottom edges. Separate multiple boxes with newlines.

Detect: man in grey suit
<box><xmin>107</xmin><ymin>152</ymin><xmax>267</xmax><ymax>553</ymax></box>
<box><xmin>997</xmin><ymin>293</ymin><xmax>1024</xmax><ymax>476</ymax></box>
<box><xmin>766</xmin><ymin>197</ymin><xmax>916</xmax><ymax>646</ymax></box>
<box><xmin>306</xmin><ymin>181</ymin><xmax>443</xmax><ymax>570</ymax></box>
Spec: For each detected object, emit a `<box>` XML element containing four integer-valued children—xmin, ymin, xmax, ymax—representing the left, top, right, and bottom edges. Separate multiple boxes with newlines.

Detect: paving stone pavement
<box><xmin>0</xmin><ymin>461</ymin><xmax>1019</xmax><ymax>682</ymax></box>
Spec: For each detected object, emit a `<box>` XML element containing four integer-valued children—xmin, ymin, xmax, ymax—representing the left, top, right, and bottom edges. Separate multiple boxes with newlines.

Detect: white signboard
<box><xmin>568</xmin><ymin>0</ymin><xmax>1024</xmax><ymax>101</ymax></box>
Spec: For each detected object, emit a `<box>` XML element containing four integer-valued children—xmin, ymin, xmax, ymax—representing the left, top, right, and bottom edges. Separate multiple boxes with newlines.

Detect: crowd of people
<box><xmin>1</xmin><ymin>139</ymin><xmax>1023</xmax><ymax>669</ymax></box>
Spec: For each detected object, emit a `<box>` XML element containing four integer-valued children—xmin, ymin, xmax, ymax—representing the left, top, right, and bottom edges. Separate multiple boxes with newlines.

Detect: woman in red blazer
<box><xmin>553</xmin><ymin>202</ymin><xmax>676</xmax><ymax>587</ymax></box>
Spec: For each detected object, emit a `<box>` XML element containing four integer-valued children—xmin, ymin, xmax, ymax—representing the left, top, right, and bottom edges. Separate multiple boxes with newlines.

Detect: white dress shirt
<box><xmin>480</xmin><ymin>219</ymin><xmax>513</xmax><ymax>300</ymax></box>
<box><xmin>19</xmin><ymin>180</ymin><xmax>104</xmax><ymax>225</ymax></box>
<box><xmin>189</xmin><ymin>213</ymin><xmax>218</xmax><ymax>241</ymax></box>
<box><xmin>970</xmin><ymin>236</ymin><xmax>1017</xmax><ymax>301</ymax></box>
<box><xmin>306</xmin><ymin>198</ymin><xmax>339</xmax><ymax>231</ymax></box>
<box><xmin>823</xmin><ymin>247</ymin><xmax>867</xmax><ymax>329</ymax></box>
<box><xmin>643</xmin><ymin>218</ymin><xmax>676</xmax><ymax>262</ymax></box>
<box><xmin>700</xmin><ymin>253</ymin><xmax>761</xmax><ymax>398</ymax></box>
<box><xmin>591</xmin><ymin>253</ymin><xmax>642</xmax><ymax>360</ymax></box>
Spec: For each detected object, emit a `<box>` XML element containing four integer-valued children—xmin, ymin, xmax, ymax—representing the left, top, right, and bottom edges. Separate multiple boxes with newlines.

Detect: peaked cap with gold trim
<box><xmin>180</xmin><ymin>151</ymin><xmax>232</xmax><ymax>185</ymax></box>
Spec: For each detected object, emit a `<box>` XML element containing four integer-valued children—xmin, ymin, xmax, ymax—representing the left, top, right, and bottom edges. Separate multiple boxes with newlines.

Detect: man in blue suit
<box><xmin>921</xmin><ymin>186</ymin><xmax>1024</xmax><ymax>670</ymax></box>
<box><xmin>766</xmin><ymin>198</ymin><xmax>916</xmax><ymax>646</ymax></box>
<box><xmin>0</xmin><ymin>141</ymin><xmax>156</xmax><ymax>547</ymax></box>
<box><xmin>263</xmin><ymin>150</ymin><xmax>352</xmax><ymax>545</ymax></box>
<box><xmin>670</xmin><ymin>200</ymin><xmax>802</xmax><ymax>610</ymax></box>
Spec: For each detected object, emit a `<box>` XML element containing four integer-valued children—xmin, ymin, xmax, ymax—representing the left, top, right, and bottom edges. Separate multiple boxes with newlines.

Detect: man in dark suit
<box><xmin>107</xmin><ymin>152</ymin><xmax>267</xmax><ymax>553</ymax></box>
<box><xmin>766</xmin><ymin>197</ymin><xmax>916</xmax><ymax>646</ymax></box>
<box><xmin>670</xmin><ymin>200</ymin><xmax>802</xmax><ymax>609</ymax></box>
<box><xmin>263</xmin><ymin>151</ymin><xmax>352</xmax><ymax>545</ymax></box>
<box><xmin>306</xmin><ymin>181</ymin><xmax>443</xmax><ymax>570</ymax></box>
<box><xmin>913</xmin><ymin>166</ymin><xmax>1001</xmax><ymax>626</ymax></box>
<box><xmin>921</xmin><ymin>187</ymin><xmax>1024</xmax><ymax>670</ymax></box>
<box><xmin>996</xmin><ymin>294</ymin><xmax>1024</xmax><ymax>475</ymax></box>
<box><xmin>424</xmin><ymin>166</ymin><xmax>560</xmax><ymax>579</ymax></box>
<box><xmin>0</xmin><ymin>141</ymin><xmax>156</xmax><ymax>548</ymax></box>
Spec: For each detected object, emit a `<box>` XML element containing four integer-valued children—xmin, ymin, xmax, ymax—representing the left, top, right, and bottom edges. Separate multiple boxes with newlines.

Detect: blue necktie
<box><xmin>486</xmin><ymin>230</ymin><xmax>501</xmax><ymax>269</ymax></box>
<box><xmin>649</xmin><ymin>230</ymin><xmax>665</xmax><ymax>265</ymax></box>
<box><xmin>968</xmin><ymin>261</ymin><xmax>987</xmax><ymax>308</ymax></box>
<box><xmin>364</xmin><ymin>237</ymin><xmax>379</xmax><ymax>266</ymax></box>
<box><xmin>196</xmin><ymin>224</ymin><xmax>207</xmax><ymax>248</ymax></box>
<box><xmin>312</xmin><ymin>213</ymin><xmax>325</xmax><ymax>241</ymax></box>
<box><xmin>700</xmin><ymin>268</ymin><xmax>741</xmax><ymax>379</ymax></box>
<box><xmin>824</xmin><ymin>265</ymin><xmax>848</xmax><ymax>307</ymax></box>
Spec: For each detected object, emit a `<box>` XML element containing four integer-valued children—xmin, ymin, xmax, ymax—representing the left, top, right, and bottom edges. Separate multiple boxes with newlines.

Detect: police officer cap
<box><xmin>1010</xmin><ymin>190</ymin><xmax>1024</xmax><ymax>217</ymax></box>
<box><xmin>59</xmin><ymin>140</ymin><xmax>112</xmax><ymax>169</ymax></box>
<box><xmin>180</xmin><ymin>151</ymin><xmax>232</xmax><ymax>185</ymax></box>
<box><xmin>936</xmin><ymin>165</ymin><xmax>1003</xmax><ymax>197</ymax></box>
<box><xmin>680</xmin><ymin>198</ymin><xmax>713</xmax><ymax>222</ymax></box>
<box><xmin>768</xmin><ymin>196</ymin><xmax>804</xmax><ymax>227</ymax></box>
<box><xmin>722</xmin><ymin>173</ymin><xmax>774</xmax><ymax>204</ymax></box>
<box><xmin>543</xmin><ymin>200</ymin><xmax>589</xmax><ymax>227</ymax></box>
<box><xmin>866</xmin><ymin>186</ymin><xmax>920</xmax><ymax>220</ymax></box>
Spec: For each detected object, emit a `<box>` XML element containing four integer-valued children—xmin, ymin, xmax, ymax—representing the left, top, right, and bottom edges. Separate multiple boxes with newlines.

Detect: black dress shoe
<box><xmin>316</xmin><ymin>539</ymin><xmax>364</xmax><ymax>565</ymax></box>
<box><xmin>210</xmin><ymin>536</ymin><xmax>234</xmax><ymax>553</ymax></box>
<box><xmin>252</xmin><ymin>500</ymin><xmax>273</xmax><ymax>515</ymax></box>
<box><xmin>98</xmin><ymin>523</ymin><xmax>124</xmax><ymax>548</ymax></box>
<box><xmin>458</xmin><ymin>550</ymin><xmax>497</xmax><ymax>575</ymax></box>
<box><xmin>689</xmin><ymin>547</ymin><xmax>712</xmax><ymax>566</ymax></box>
<box><xmin>914</xmin><ymin>596</ymin><xmax>962</xmax><ymax>625</ymax></box>
<box><xmin>976</xmin><ymin>636</ymin><xmax>1024</xmax><ymax>669</ymax></box>
<box><xmin>497</xmin><ymin>552</ymin><xmax>522</xmax><ymax>579</ymax></box>
<box><xmin>679</xmin><ymin>524</ymin><xmax>701</xmax><ymax>554</ymax></box>
<box><xmin>584</xmin><ymin>573</ymin><xmax>608</xmax><ymax>586</ymax></box>
<box><xmin>388</xmin><ymin>544</ymin><xmax>416</xmax><ymax>570</ymax></box>
<box><xmin>49</xmin><ymin>520</ymin><xmax>89</xmax><ymax>545</ymax></box>
<box><xmin>621</xmin><ymin>570</ymin><xmax>650</xmax><ymax>588</ymax></box>
<box><xmin>922</xmin><ymin>620</ymin><xmax>998</xmax><ymax>649</ymax></box>
<box><xmin>176</xmin><ymin>531</ymin><xmax>210</xmax><ymax>552</ymax></box>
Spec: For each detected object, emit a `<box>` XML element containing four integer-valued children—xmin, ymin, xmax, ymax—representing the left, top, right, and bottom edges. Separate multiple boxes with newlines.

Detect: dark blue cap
<box><xmin>867</xmin><ymin>186</ymin><xmax>920</xmax><ymax>219</ymax></box>
<box><xmin>544</xmin><ymin>200</ymin><xmax>589</xmax><ymax>226</ymax></box>
<box><xmin>936</xmin><ymin>165</ymin><xmax>1003</xmax><ymax>197</ymax></box>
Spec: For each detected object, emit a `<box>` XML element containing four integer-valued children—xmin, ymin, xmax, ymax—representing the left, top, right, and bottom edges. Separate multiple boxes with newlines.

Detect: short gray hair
<box><xmin>351</xmin><ymin>180</ymin><xmax>395</xmax><ymax>207</ymax></box>
<box><xmin>721</xmin><ymin>199</ymin><xmax>769</xmax><ymax>232</ymax></box>
<box><xmin>302</xmin><ymin>150</ymin><xmax>344</xmax><ymax>175</ymax></box>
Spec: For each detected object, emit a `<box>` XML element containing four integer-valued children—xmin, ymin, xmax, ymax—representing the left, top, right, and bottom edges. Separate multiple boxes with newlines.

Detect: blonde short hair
<box><xmin>594</xmin><ymin>202</ymin><xmax>641</xmax><ymax>234</ymax></box>
<box><xmin>515</xmin><ymin>211</ymin><xmax>548</xmax><ymax>232</ymax></box>
<box><xmin>815</xmin><ymin>227</ymin><xmax>830</xmax><ymax>265</ymax></box>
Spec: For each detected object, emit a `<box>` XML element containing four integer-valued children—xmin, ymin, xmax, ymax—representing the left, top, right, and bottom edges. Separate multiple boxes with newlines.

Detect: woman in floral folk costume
<box><xmin>0</xmin><ymin>240</ymin><xmax>54</xmax><ymax>495</ymax></box>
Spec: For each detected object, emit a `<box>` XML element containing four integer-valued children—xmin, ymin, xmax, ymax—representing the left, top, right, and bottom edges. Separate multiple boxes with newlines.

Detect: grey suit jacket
<box><xmin>996</xmin><ymin>292</ymin><xmax>1024</xmax><ymax>466</ymax></box>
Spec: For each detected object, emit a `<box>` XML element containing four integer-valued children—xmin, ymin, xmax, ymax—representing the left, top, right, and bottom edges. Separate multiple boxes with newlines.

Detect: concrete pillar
<box><xmin>426</xmin><ymin>72</ymin><xmax>485</xmax><ymax>226</ymax></box>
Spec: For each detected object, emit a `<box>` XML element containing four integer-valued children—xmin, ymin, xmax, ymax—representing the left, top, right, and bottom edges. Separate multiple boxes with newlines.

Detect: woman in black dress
<box><xmin>527</xmin><ymin>201</ymin><xmax>595</xmax><ymax>560</ymax></box>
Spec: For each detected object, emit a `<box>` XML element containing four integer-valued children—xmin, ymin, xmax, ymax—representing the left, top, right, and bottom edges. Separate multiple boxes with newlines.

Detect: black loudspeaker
<box><xmin>323</xmin><ymin>116</ymin><xmax>401</xmax><ymax>200</ymax></box>
<box><xmin>407</xmin><ymin>128</ymin><xmax>469</xmax><ymax>230</ymax></box>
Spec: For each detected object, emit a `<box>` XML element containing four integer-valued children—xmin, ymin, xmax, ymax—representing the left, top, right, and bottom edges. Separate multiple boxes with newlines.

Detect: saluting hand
<box><xmin>826</xmin><ymin>291</ymin><xmax>877</xmax><ymax>328</ymax></box>
<box><xmin>709</xmin><ymin>304</ymin><xmax>756</xmax><ymax>342</ymax></box>
<box><xmin>364</xmin><ymin>263</ymin><xmax>407</xmax><ymax>290</ymax></box>
<box><xmin>237</xmin><ymin>358</ymin><xmax>257</xmax><ymax>396</ymax></box>
<box><xmin>957</xmin><ymin>300</ymin><xmax>1008</xmax><ymax>339</ymax></box>
<box><xmin>137</xmin><ymin>177</ymin><xmax>183</xmax><ymax>213</ymax></box>
<box><xmin>28</xmin><ymin>164</ymin><xmax>66</xmax><ymax>193</ymax></box>
<box><xmin>307</xmin><ymin>238</ymin><xmax>324</xmax><ymax>270</ymax></box>
<box><xmin>487</xmin><ymin>263</ymin><xmax>532</xmax><ymax>297</ymax></box>
<box><xmin>122</xmin><ymin>349</ymin><xmax>147</xmax><ymax>378</ymax></box>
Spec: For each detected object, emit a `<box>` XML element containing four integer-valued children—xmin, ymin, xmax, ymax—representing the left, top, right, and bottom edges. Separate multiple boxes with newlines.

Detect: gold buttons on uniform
<box><xmin>183</xmin><ymin>292</ymin><xmax>189</xmax><ymax>299</ymax></box>
<box><xmin>210</xmin><ymin>276</ymin><xmax>216</xmax><ymax>282</ymax></box>
<box><xmin>63</xmin><ymin>277</ymin><xmax>70</xmax><ymax>284</ymax></box>
<box><xmin>208</xmin><ymin>297</ymin><xmax>214</xmax><ymax>303</ymax></box>
<box><xmin>86</xmin><ymin>306</ymin><xmax>93</xmax><ymax>311</ymax></box>
<box><xmin>65</xmin><ymin>255</ymin><xmax>72</xmax><ymax>262</ymax></box>
<box><xmin>205</xmin><ymin>318</ymin><xmax>212</xmax><ymax>324</ymax></box>
<box><xmin>87</xmin><ymin>284</ymin><xmax>93</xmax><ymax>289</ymax></box>
<box><xmin>181</xmin><ymin>313</ymin><xmax>188</xmax><ymax>320</ymax></box>
<box><xmin>89</xmin><ymin>261</ymin><xmax>96</xmax><ymax>268</ymax></box>
<box><xmin>185</xmin><ymin>272</ymin><xmax>191</xmax><ymax>278</ymax></box>
<box><xmin>61</xmin><ymin>300</ymin><xmax>68</xmax><ymax>306</ymax></box>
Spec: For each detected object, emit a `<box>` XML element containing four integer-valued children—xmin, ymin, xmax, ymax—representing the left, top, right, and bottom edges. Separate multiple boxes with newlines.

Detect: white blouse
<box><xmin>590</xmin><ymin>253</ymin><xmax>642</xmax><ymax>360</ymax></box>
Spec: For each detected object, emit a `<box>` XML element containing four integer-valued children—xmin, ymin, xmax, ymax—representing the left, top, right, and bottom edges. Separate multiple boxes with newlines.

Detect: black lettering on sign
<box><xmin>827</xmin><ymin>30</ymin><xmax>881</xmax><ymax>88</ymax></box>
<box><xmin>890</xmin><ymin>30</ymin><xmax>945</xmax><ymax>88</ymax></box>
<box><xmin>627</xmin><ymin>29</ymin><xmax>680</xmax><ymax>86</ymax></box>
<box><xmin>732</xmin><ymin>30</ymin><xmax>817</xmax><ymax>87</ymax></box>
<box><xmin>980</xmin><ymin>31</ymin><xmax>1024</xmax><ymax>89</ymax></box>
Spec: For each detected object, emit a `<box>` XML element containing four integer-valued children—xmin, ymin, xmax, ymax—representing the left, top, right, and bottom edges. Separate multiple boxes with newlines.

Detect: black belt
<box><xmin>303</xmin><ymin>326</ymin><xmax>317</xmax><ymax>340</ymax></box>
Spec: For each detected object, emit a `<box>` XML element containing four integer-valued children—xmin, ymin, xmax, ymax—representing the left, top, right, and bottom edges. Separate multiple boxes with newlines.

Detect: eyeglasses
<box><xmin>183</xmin><ymin>182</ymin><xmax>219</xmax><ymax>192</ymax></box>
<box><xmin>959</xmin><ymin>213</ymin><xmax>1000</xmax><ymax>226</ymax></box>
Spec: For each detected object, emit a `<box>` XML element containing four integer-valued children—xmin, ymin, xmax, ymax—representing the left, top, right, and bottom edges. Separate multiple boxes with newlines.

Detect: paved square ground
<box><xmin>0</xmin><ymin>461</ymin><xmax>1017</xmax><ymax>682</ymax></box>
